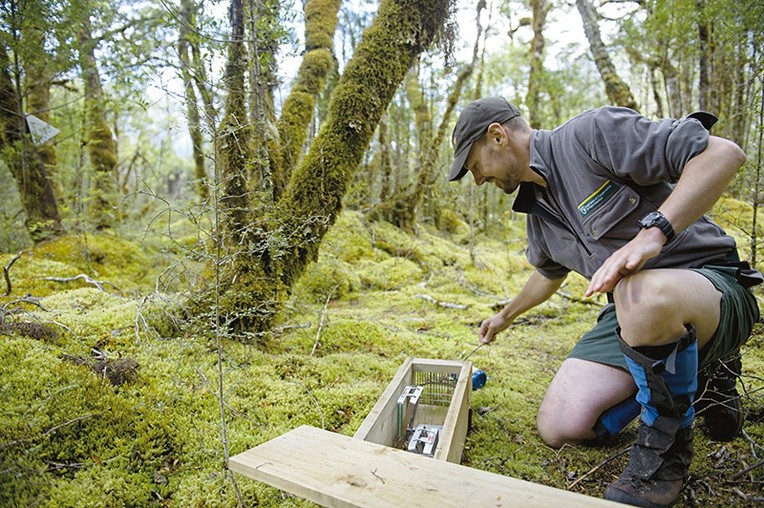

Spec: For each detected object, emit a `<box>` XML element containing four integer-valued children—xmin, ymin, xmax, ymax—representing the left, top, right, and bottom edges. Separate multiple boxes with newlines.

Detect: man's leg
<box><xmin>605</xmin><ymin>269</ymin><xmax>722</xmax><ymax>507</ymax></box>
<box><xmin>696</xmin><ymin>354</ymin><xmax>744</xmax><ymax>441</ymax></box>
<box><xmin>537</xmin><ymin>358</ymin><xmax>636</xmax><ymax>448</ymax></box>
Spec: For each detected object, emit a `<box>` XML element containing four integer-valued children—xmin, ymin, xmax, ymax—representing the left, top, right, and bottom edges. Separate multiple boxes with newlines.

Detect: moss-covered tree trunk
<box><xmin>526</xmin><ymin>0</ymin><xmax>549</xmax><ymax>129</ymax></box>
<box><xmin>24</xmin><ymin>21</ymin><xmax>61</xmax><ymax>204</ymax></box>
<box><xmin>378</xmin><ymin>111</ymin><xmax>392</xmax><ymax>202</ymax></box>
<box><xmin>575</xmin><ymin>0</ymin><xmax>638</xmax><ymax>110</ymax></box>
<box><xmin>273</xmin><ymin>0</ymin><xmax>341</xmax><ymax>200</ymax></box>
<box><xmin>214</xmin><ymin>0</ymin><xmax>454</xmax><ymax>340</ymax></box>
<box><xmin>218</xmin><ymin>0</ymin><xmax>251</xmax><ymax>245</ymax></box>
<box><xmin>79</xmin><ymin>15</ymin><xmax>119</xmax><ymax>230</ymax></box>
<box><xmin>0</xmin><ymin>46</ymin><xmax>61</xmax><ymax>242</ymax></box>
<box><xmin>247</xmin><ymin>0</ymin><xmax>280</xmax><ymax>204</ymax></box>
<box><xmin>405</xmin><ymin>63</ymin><xmax>431</xmax><ymax>160</ymax></box>
<box><xmin>369</xmin><ymin>1</ymin><xmax>481</xmax><ymax>232</ymax></box>
<box><xmin>178</xmin><ymin>0</ymin><xmax>209</xmax><ymax>201</ymax></box>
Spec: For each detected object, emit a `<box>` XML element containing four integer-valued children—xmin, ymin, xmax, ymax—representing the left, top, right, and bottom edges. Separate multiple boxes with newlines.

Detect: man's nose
<box><xmin>472</xmin><ymin>171</ymin><xmax>485</xmax><ymax>186</ymax></box>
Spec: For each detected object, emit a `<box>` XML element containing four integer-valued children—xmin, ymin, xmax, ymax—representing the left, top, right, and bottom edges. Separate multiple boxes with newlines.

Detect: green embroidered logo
<box><xmin>578</xmin><ymin>180</ymin><xmax>618</xmax><ymax>216</ymax></box>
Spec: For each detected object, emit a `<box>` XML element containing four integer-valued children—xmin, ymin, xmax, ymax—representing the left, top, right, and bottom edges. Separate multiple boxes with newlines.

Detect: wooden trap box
<box><xmin>352</xmin><ymin>357</ymin><xmax>471</xmax><ymax>463</ymax></box>
<box><xmin>228</xmin><ymin>357</ymin><xmax>625</xmax><ymax>507</ymax></box>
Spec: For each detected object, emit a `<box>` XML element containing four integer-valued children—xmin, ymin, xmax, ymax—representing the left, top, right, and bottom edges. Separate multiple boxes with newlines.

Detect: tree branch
<box><xmin>3</xmin><ymin>251</ymin><xmax>22</xmax><ymax>296</ymax></box>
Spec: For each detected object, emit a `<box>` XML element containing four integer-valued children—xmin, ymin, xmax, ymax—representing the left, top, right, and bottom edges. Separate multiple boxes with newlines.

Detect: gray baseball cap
<box><xmin>449</xmin><ymin>97</ymin><xmax>521</xmax><ymax>181</ymax></box>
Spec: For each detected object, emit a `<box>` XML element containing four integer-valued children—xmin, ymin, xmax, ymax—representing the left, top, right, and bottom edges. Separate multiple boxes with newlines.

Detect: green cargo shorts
<box><xmin>568</xmin><ymin>265</ymin><xmax>760</xmax><ymax>370</ymax></box>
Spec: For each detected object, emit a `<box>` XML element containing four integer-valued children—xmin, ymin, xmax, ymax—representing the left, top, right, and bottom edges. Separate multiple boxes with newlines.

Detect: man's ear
<box><xmin>485</xmin><ymin>122</ymin><xmax>506</xmax><ymax>145</ymax></box>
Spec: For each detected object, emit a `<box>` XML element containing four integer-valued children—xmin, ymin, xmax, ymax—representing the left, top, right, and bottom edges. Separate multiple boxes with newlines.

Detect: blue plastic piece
<box><xmin>472</xmin><ymin>369</ymin><xmax>487</xmax><ymax>390</ymax></box>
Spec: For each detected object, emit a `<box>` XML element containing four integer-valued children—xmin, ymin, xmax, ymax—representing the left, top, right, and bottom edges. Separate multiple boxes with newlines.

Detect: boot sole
<box><xmin>604</xmin><ymin>484</ymin><xmax>676</xmax><ymax>508</ymax></box>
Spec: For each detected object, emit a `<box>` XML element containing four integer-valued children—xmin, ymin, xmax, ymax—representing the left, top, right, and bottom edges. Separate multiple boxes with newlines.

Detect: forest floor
<box><xmin>1</xmin><ymin>207</ymin><xmax>763</xmax><ymax>507</ymax></box>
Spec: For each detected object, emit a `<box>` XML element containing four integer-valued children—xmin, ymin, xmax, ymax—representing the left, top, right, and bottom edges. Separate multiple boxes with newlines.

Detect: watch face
<box><xmin>640</xmin><ymin>212</ymin><xmax>661</xmax><ymax>227</ymax></box>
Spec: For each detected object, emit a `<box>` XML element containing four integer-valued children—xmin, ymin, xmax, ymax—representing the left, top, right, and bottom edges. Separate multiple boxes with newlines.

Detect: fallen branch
<box><xmin>414</xmin><ymin>294</ymin><xmax>468</xmax><ymax>310</ymax></box>
<box><xmin>729</xmin><ymin>458</ymin><xmax>764</xmax><ymax>482</ymax></box>
<box><xmin>312</xmin><ymin>284</ymin><xmax>339</xmax><ymax>356</ymax></box>
<box><xmin>1</xmin><ymin>295</ymin><xmax>49</xmax><ymax>314</ymax></box>
<box><xmin>567</xmin><ymin>446</ymin><xmax>630</xmax><ymax>490</ymax></box>
<box><xmin>41</xmin><ymin>274</ymin><xmax>122</xmax><ymax>293</ymax></box>
<box><xmin>3</xmin><ymin>251</ymin><xmax>22</xmax><ymax>296</ymax></box>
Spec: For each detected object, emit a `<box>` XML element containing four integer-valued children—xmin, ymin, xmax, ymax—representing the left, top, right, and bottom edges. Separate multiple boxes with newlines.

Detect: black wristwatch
<box><xmin>638</xmin><ymin>211</ymin><xmax>675</xmax><ymax>243</ymax></box>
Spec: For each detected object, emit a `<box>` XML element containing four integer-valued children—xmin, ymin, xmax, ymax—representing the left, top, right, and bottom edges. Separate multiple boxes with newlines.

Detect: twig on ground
<box><xmin>1</xmin><ymin>413</ymin><xmax>100</xmax><ymax>450</ymax></box>
<box><xmin>41</xmin><ymin>274</ymin><xmax>122</xmax><ymax>294</ymax></box>
<box><xmin>292</xmin><ymin>380</ymin><xmax>325</xmax><ymax>430</ymax></box>
<box><xmin>741</xmin><ymin>429</ymin><xmax>763</xmax><ymax>459</ymax></box>
<box><xmin>1</xmin><ymin>295</ymin><xmax>50</xmax><ymax>324</ymax></box>
<box><xmin>414</xmin><ymin>294</ymin><xmax>468</xmax><ymax>310</ymax></box>
<box><xmin>555</xmin><ymin>290</ymin><xmax>602</xmax><ymax>307</ymax></box>
<box><xmin>729</xmin><ymin>458</ymin><xmax>764</xmax><ymax>482</ymax></box>
<box><xmin>312</xmin><ymin>284</ymin><xmax>339</xmax><ymax>356</ymax></box>
<box><xmin>567</xmin><ymin>446</ymin><xmax>630</xmax><ymax>490</ymax></box>
<box><xmin>3</xmin><ymin>252</ymin><xmax>23</xmax><ymax>296</ymax></box>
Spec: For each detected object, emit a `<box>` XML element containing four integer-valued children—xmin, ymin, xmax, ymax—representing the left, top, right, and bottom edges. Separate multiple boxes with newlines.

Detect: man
<box><xmin>449</xmin><ymin>97</ymin><xmax>760</xmax><ymax>507</ymax></box>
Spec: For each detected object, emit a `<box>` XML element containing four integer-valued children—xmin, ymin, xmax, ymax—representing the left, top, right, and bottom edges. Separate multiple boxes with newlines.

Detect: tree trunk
<box><xmin>23</xmin><ymin>16</ymin><xmax>61</xmax><ymax>205</ymax></box>
<box><xmin>0</xmin><ymin>46</ymin><xmax>61</xmax><ymax>242</ymax></box>
<box><xmin>405</xmin><ymin>62</ymin><xmax>431</xmax><ymax>161</ymax></box>
<box><xmin>247</xmin><ymin>0</ymin><xmax>279</xmax><ymax>204</ymax></box>
<box><xmin>209</xmin><ymin>0</ymin><xmax>454</xmax><ymax>341</ymax></box>
<box><xmin>80</xmin><ymin>14</ymin><xmax>119</xmax><ymax>230</ymax></box>
<box><xmin>370</xmin><ymin>0</ymin><xmax>482</xmax><ymax>231</ymax></box>
<box><xmin>378</xmin><ymin>111</ymin><xmax>392</xmax><ymax>202</ymax></box>
<box><xmin>218</xmin><ymin>0</ymin><xmax>251</xmax><ymax>245</ymax></box>
<box><xmin>661</xmin><ymin>57</ymin><xmax>683</xmax><ymax>117</ymax></box>
<box><xmin>526</xmin><ymin>0</ymin><xmax>549</xmax><ymax>129</ymax></box>
<box><xmin>179</xmin><ymin>0</ymin><xmax>209</xmax><ymax>200</ymax></box>
<box><xmin>696</xmin><ymin>0</ymin><xmax>711</xmax><ymax>112</ymax></box>
<box><xmin>575</xmin><ymin>0</ymin><xmax>638</xmax><ymax>110</ymax></box>
<box><xmin>273</xmin><ymin>0</ymin><xmax>341</xmax><ymax>200</ymax></box>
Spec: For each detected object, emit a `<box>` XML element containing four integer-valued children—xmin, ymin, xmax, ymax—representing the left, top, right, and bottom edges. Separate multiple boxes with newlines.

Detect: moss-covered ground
<box><xmin>1</xmin><ymin>209</ymin><xmax>762</xmax><ymax>507</ymax></box>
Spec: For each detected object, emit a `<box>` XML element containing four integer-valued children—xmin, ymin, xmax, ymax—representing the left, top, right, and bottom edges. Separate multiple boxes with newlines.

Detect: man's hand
<box><xmin>480</xmin><ymin>271</ymin><xmax>566</xmax><ymax>344</ymax></box>
<box><xmin>585</xmin><ymin>227</ymin><xmax>666</xmax><ymax>296</ymax></box>
<box><xmin>478</xmin><ymin>311</ymin><xmax>512</xmax><ymax>344</ymax></box>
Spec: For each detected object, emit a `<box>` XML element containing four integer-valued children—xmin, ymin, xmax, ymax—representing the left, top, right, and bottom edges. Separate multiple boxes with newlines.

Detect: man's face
<box><xmin>464</xmin><ymin>129</ymin><xmax>523</xmax><ymax>194</ymax></box>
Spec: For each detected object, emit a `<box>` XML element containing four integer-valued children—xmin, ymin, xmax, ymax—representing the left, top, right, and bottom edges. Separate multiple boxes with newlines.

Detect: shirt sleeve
<box><xmin>587</xmin><ymin>107</ymin><xmax>710</xmax><ymax>185</ymax></box>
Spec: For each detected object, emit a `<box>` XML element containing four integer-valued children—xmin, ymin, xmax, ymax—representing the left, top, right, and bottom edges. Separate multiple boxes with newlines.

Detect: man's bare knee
<box><xmin>615</xmin><ymin>274</ymin><xmax>686</xmax><ymax>344</ymax></box>
<box><xmin>537</xmin><ymin>398</ymin><xmax>595</xmax><ymax>448</ymax></box>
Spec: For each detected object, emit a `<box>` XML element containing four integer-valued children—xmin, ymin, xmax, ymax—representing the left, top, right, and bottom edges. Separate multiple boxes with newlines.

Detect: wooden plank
<box><xmin>352</xmin><ymin>357</ymin><xmax>413</xmax><ymax>447</ymax></box>
<box><xmin>435</xmin><ymin>361</ymin><xmax>470</xmax><ymax>462</ymax></box>
<box><xmin>229</xmin><ymin>425</ymin><xmax>623</xmax><ymax>508</ymax></box>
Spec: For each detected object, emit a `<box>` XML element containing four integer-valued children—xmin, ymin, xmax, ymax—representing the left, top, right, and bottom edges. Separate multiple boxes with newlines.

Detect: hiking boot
<box><xmin>605</xmin><ymin>424</ymin><xmax>693</xmax><ymax>507</ymax></box>
<box><xmin>695</xmin><ymin>355</ymin><xmax>743</xmax><ymax>441</ymax></box>
<box><xmin>608</xmin><ymin>326</ymin><xmax>698</xmax><ymax>507</ymax></box>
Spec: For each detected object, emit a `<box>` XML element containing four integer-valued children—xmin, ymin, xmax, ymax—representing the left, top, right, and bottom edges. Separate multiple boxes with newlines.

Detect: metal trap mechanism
<box><xmin>353</xmin><ymin>358</ymin><xmax>471</xmax><ymax>463</ymax></box>
<box><xmin>396</xmin><ymin>370</ymin><xmax>457</xmax><ymax>456</ymax></box>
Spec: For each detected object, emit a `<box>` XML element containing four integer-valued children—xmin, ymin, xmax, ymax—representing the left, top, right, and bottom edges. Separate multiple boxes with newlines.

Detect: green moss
<box><xmin>293</xmin><ymin>256</ymin><xmax>361</xmax><ymax>303</ymax></box>
<box><xmin>305</xmin><ymin>0</ymin><xmax>341</xmax><ymax>50</ymax></box>
<box><xmin>33</xmin><ymin>233</ymin><xmax>154</xmax><ymax>292</ymax></box>
<box><xmin>357</xmin><ymin>257</ymin><xmax>423</xmax><ymax>290</ymax></box>
<box><xmin>321</xmin><ymin>210</ymin><xmax>375</xmax><ymax>262</ymax></box>
<box><xmin>438</xmin><ymin>208</ymin><xmax>469</xmax><ymax>235</ymax></box>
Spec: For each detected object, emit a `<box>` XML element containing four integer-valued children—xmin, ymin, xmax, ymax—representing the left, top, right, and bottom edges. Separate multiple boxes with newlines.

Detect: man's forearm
<box><xmin>499</xmin><ymin>270</ymin><xmax>565</xmax><ymax>321</ymax></box>
<box><xmin>661</xmin><ymin>136</ymin><xmax>746</xmax><ymax>235</ymax></box>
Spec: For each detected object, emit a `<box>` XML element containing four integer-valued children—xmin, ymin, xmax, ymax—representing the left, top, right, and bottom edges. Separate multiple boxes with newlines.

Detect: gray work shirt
<box><xmin>513</xmin><ymin>106</ymin><xmax>737</xmax><ymax>280</ymax></box>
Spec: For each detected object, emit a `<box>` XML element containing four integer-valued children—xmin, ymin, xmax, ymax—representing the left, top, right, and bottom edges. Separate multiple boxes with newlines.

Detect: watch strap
<box><xmin>640</xmin><ymin>212</ymin><xmax>675</xmax><ymax>243</ymax></box>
